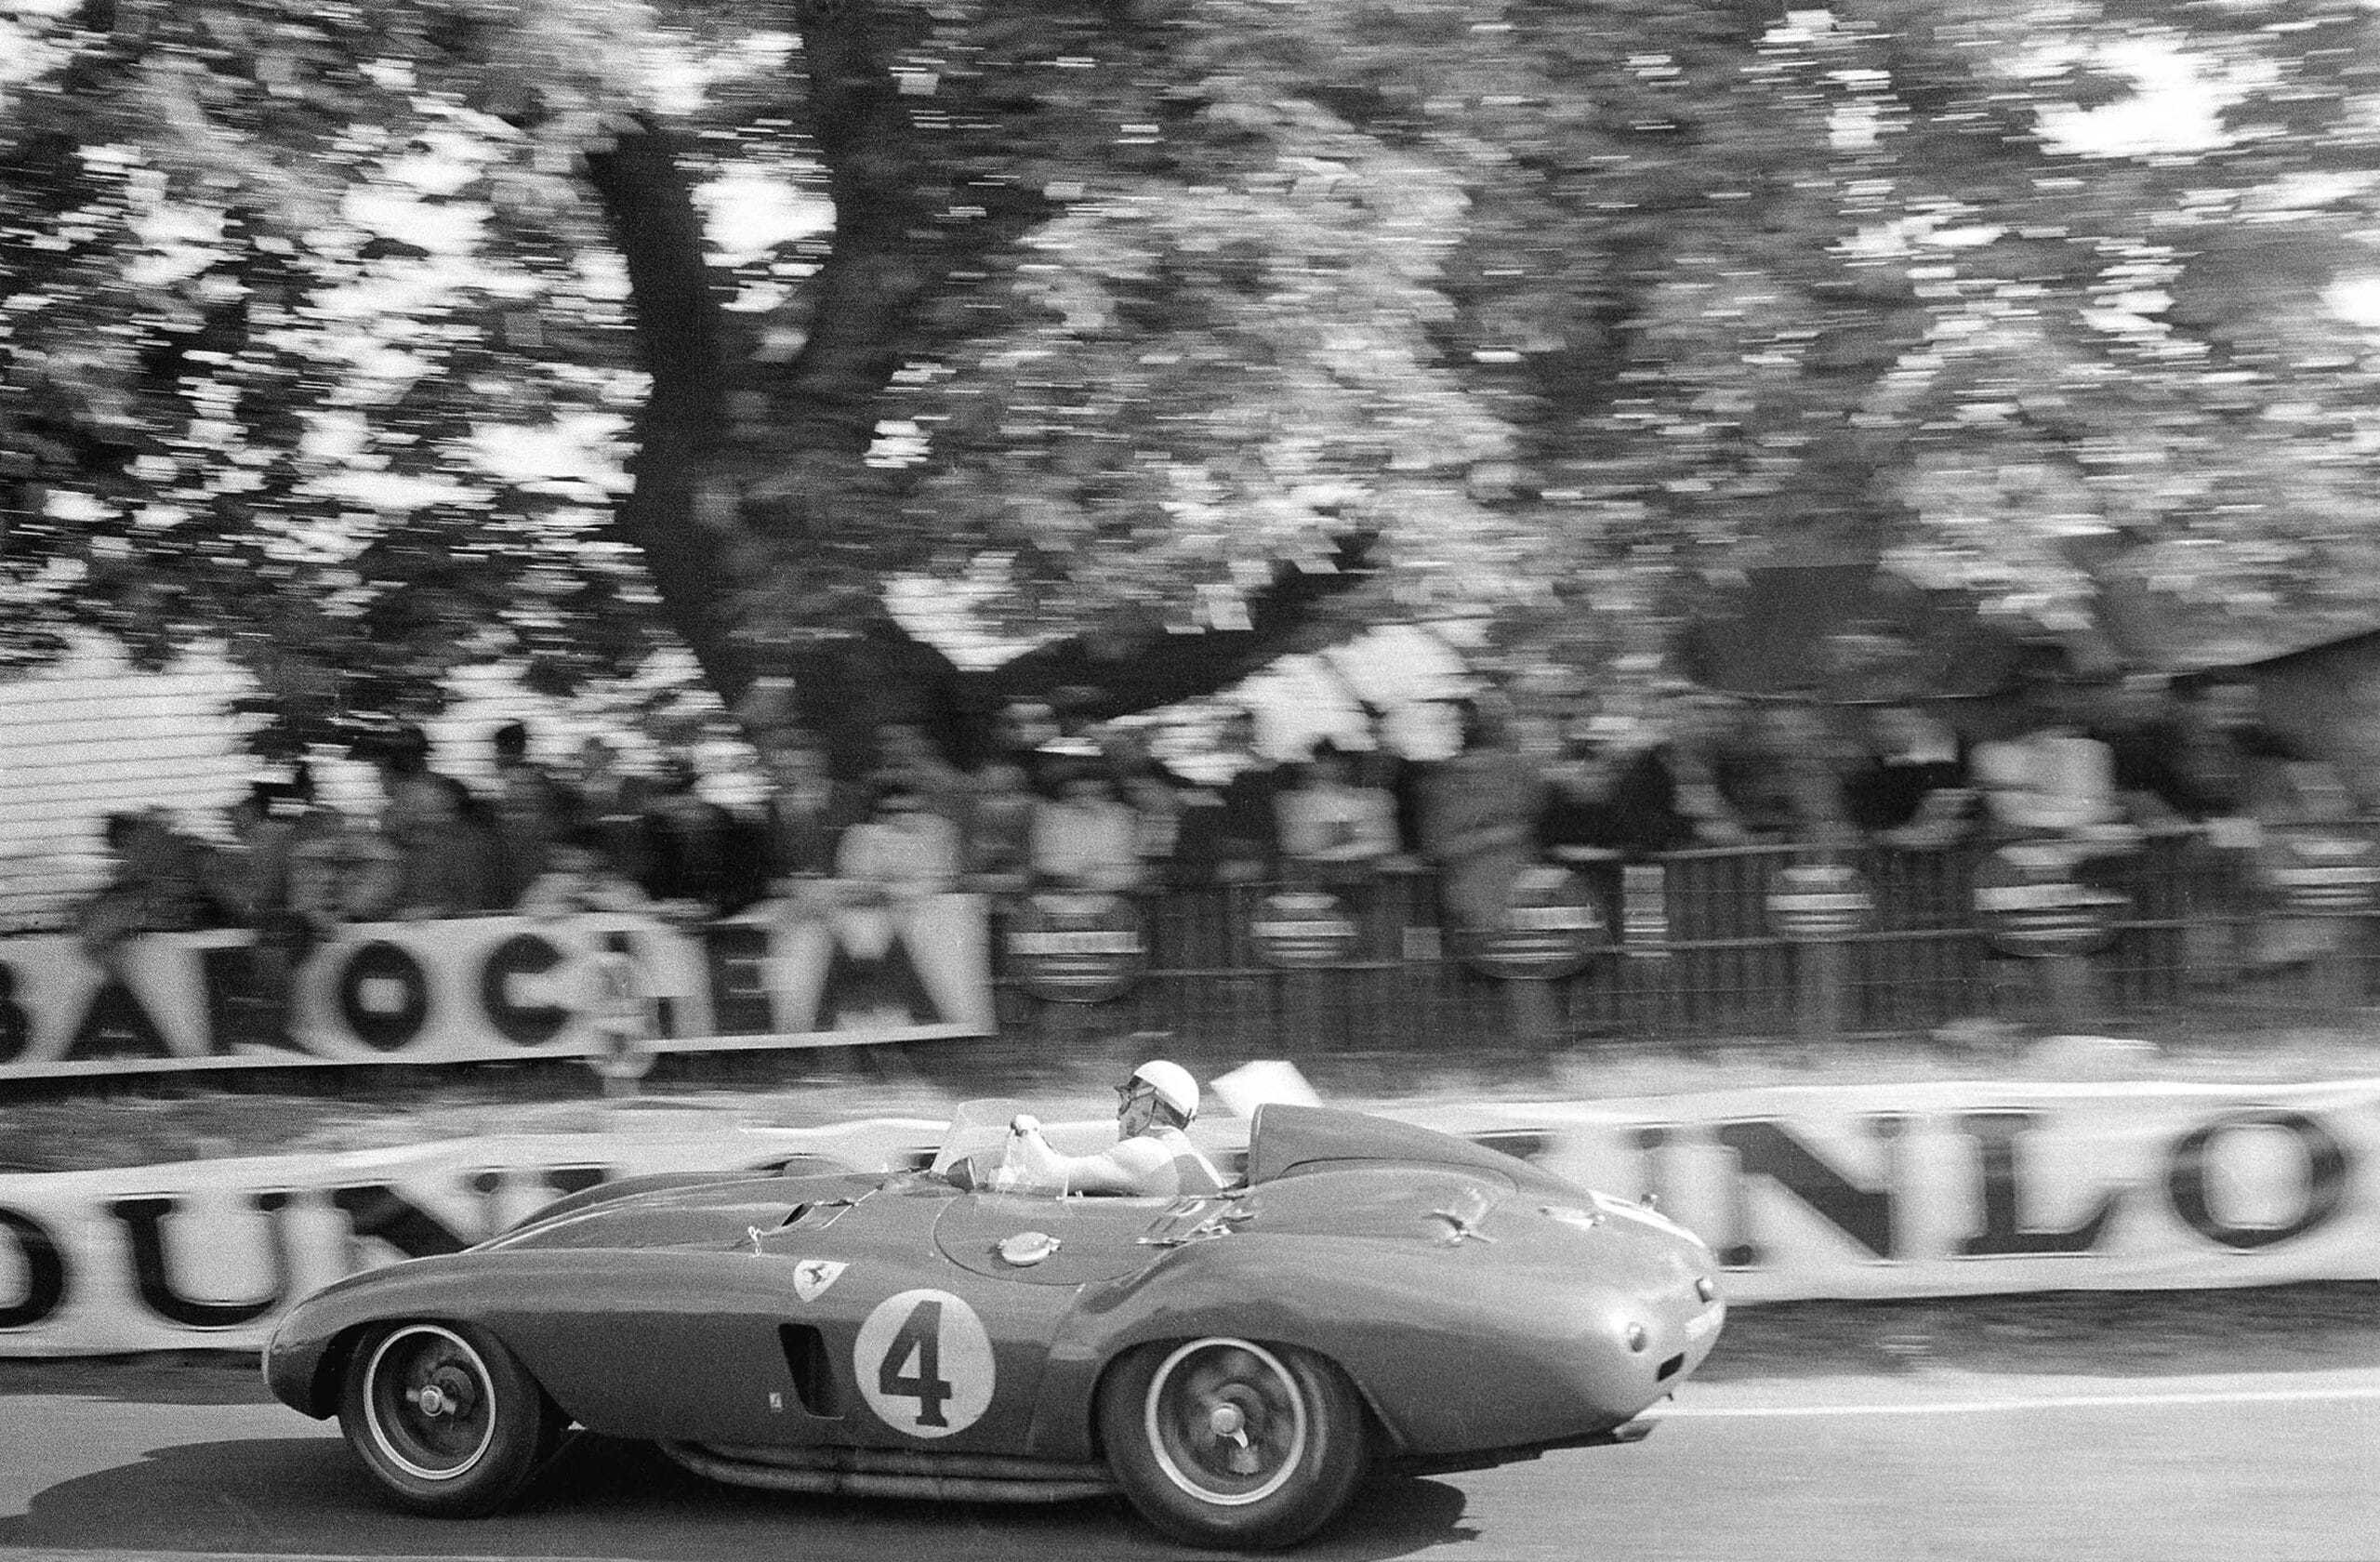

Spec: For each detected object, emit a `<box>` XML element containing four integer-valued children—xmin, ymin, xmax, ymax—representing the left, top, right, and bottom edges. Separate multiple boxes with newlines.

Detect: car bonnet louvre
<box><xmin>779</xmin><ymin>1193</ymin><xmax>866</xmax><ymax>1231</ymax></box>
<box><xmin>1136</xmin><ymin>1196</ymin><xmax>1252</xmax><ymax>1247</ymax></box>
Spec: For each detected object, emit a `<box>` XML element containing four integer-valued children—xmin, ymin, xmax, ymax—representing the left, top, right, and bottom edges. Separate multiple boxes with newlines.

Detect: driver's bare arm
<box><xmin>1005</xmin><ymin>1124</ymin><xmax>1174</xmax><ymax>1196</ymax></box>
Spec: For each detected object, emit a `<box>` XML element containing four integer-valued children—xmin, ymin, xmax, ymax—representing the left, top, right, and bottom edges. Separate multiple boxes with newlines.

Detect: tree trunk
<box><xmin>773</xmin><ymin>532</ymin><xmax>1381</xmax><ymax>778</ymax></box>
<box><xmin>976</xmin><ymin>533</ymin><xmax>1383</xmax><ymax>723</ymax></box>
<box><xmin>581</xmin><ymin>14</ymin><xmax>1378</xmax><ymax>783</ymax></box>
<box><xmin>580</xmin><ymin>120</ymin><xmax>756</xmax><ymax>705</ymax></box>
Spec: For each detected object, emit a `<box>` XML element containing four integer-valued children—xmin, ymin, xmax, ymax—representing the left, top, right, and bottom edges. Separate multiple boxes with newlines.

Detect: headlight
<box><xmin>1696</xmin><ymin>1277</ymin><xmax>1718</xmax><ymax>1304</ymax></box>
<box><xmin>1624</xmin><ymin>1322</ymin><xmax>1648</xmax><ymax>1353</ymax></box>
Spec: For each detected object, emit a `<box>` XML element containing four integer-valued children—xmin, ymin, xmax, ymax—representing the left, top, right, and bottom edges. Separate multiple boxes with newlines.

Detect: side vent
<box><xmin>1656</xmin><ymin>1353</ymin><xmax>1685</xmax><ymax>1383</ymax></box>
<box><xmin>779</xmin><ymin>1324</ymin><xmax>840</xmax><ymax>1416</ymax></box>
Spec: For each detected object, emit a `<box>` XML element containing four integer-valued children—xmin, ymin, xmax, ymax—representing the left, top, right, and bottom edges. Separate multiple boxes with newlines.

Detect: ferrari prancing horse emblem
<box><xmin>793</xmin><ymin>1259</ymin><xmax>848</xmax><ymax>1302</ymax></box>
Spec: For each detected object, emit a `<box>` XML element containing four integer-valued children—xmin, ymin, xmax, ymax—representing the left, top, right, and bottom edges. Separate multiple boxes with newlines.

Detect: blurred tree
<box><xmin>0</xmin><ymin>0</ymin><xmax>1398</xmax><ymax>774</ymax></box>
<box><xmin>5</xmin><ymin>0</ymin><xmax>2378</xmax><ymax>777</ymax></box>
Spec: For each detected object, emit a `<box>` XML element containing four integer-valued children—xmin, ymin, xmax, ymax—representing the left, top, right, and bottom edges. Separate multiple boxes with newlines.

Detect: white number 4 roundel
<box><xmin>854</xmin><ymin>1289</ymin><xmax>996</xmax><ymax>1437</ymax></box>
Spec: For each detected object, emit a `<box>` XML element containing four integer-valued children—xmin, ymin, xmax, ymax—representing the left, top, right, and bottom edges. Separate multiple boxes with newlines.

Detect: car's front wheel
<box><xmin>337</xmin><ymin>1320</ymin><xmax>562</xmax><ymax>1516</ymax></box>
<box><xmin>1100</xmin><ymin>1337</ymin><xmax>1368</xmax><ymax>1550</ymax></box>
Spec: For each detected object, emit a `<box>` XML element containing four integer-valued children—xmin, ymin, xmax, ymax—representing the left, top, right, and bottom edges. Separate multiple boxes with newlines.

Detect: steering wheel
<box><xmin>945</xmin><ymin>1116</ymin><xmax>1045</xmax><ymax>1193</ymax></box>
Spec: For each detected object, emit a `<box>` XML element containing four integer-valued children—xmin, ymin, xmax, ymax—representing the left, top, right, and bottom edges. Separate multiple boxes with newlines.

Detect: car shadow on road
<box><xmin>0</xmin><ymin>1432</ymin><xmax>1474</xmax><ymax>1561</ymax></box>
<box><xmin>0</xmin><ymin>1352</ymin><xmax>270</xmax><ymax>1405</ymax></box>
<box><xmin>1705</xmin><ymin>1281</ymin><xmax>2380</xmax><ymax>1382</ymax></box>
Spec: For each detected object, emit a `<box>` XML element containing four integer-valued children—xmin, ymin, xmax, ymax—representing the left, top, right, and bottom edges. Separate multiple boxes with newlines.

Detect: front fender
<box><xmin>266</xmin><ymin>1244</ymin><xmax>854</xmax><ymax>1444</ymax></box>
<box><xmin>264</xmin><ymin>1255</ymin><xmax>509</xmax><ymax>1418</ymax></box>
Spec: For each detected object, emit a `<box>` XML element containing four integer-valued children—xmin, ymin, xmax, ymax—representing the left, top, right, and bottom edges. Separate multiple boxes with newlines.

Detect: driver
<box><xmin>1002</xmin><ymin>1060</ymin><xmax>1227</xmax><ymax>1197</ymax></box>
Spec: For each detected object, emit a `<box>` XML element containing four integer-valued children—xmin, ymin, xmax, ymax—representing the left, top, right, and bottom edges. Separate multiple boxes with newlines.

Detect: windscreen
<box><xmin>928</xmin><ymin>1098</ymin><xmax>1022</xmax><ymax>1176</ymax></box>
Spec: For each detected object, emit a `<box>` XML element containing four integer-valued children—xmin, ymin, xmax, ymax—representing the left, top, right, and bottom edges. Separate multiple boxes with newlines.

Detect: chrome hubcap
<box><xmin>362</xmin><ymin>1326</ymin><xmax>499</xmax><ymax>1482</ymax></box>
<box><xmin>407</xmin><ymin>1372</ymin><xmax>473</xmax><ymax>1419</ymax></box>
<box><xmin>1145</xmin><ymin>1339</ymin><xmax>1308</xmax><ymax>1506</ymax></box>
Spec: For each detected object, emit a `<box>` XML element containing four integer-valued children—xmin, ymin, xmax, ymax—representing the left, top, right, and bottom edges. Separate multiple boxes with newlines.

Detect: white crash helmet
<box><xmin>1128</xmin><ymin>1059</ymin><xmax>1199</xmax><ymax>1123</ymax></box>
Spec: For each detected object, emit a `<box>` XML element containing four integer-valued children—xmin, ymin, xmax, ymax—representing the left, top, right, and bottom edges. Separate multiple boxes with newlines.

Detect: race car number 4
<box><xmin>854</xmin><ymin>1289</ymin><xmax>996</xmax><ymax>1437</ymax></box>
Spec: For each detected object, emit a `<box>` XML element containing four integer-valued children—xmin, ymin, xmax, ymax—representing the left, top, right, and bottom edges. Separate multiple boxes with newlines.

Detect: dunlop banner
<box><xmin>0</xmin><ymin>897</ymin><xmax>994</xmax><ymax>1080</ymax></box>
<box><xmin>0</xmin><ymin>1119</ymin><xmax>955</xmax><ymax>1356</ymax></box>
<box><xmin>1416</xmin><ymin>1078</ymin><xmax>2380</xmax><ymax>1303</ymax></box>
<box><xmin>5</xmin><ymin>1078</ymin><xmax>2380</xmax><ymax>1355</ymax></box>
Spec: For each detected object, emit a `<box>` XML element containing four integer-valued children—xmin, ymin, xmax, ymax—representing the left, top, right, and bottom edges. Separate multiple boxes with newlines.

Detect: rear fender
<box><xmin>1026</xmin><ymin>1231</ymin><xmax>1666</xmax><ymax>1465</ymax></box>
<box><xmin>1075</xmin><ymin>1314</ymin><xmax>1404</xmax><ymax>1470</ymax></box>
<box><xmin>1025</xmin><ymin>1237</ymin><xmax>1464</xmax><ymax>1463</ymax></box>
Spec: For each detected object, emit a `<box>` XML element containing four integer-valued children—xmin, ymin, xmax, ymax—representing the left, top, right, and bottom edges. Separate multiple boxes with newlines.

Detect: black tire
<box><xmin>337</xmin><ymin>1320</ymin><xmax>562</xmax><ymax>1516</ymax></box>
<box><xmin>1099</xmin><ymin>1338</ymin><xmax>1368</xmax><ymax>1551</ymax></box>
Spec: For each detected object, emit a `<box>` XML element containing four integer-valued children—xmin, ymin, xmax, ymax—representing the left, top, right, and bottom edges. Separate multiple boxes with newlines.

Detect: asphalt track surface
<box><xmin>4</xmin><ymin>1360</ymin><xmax>2378</xmax><ymax>1562</ymax></box>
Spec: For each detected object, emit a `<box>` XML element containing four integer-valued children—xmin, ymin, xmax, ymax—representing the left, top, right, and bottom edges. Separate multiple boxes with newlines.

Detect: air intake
<box><xmin>779</xmin><ymin>1324</ymin><xmax>840</xmax><ymax>1414</ymax></box>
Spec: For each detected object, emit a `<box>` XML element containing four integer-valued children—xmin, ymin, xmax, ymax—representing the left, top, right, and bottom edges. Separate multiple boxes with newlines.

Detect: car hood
<box><xmin>485</xmin><ymin>1170</ymin><xmax>886</xmax><ymax>1253</ymax></box>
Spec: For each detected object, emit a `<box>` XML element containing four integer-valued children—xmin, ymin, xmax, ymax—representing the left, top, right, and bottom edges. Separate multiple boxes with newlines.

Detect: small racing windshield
<box><xmin>928</xmin><ymin>1099</ymin><xmax>1023</xmax><ymax>1177</ymax></box>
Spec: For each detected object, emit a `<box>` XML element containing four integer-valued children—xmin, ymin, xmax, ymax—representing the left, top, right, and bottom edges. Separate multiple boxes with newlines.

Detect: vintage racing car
<box><xmin>263</xmin><ymin>1102</ymin><xmax>1726</xmax><ymax>1549</ymax></box>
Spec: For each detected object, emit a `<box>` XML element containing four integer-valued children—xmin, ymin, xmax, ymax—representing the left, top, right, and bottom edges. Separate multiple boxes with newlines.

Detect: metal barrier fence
<box><xmin>992</xmin><ymin>833</ymin><xmax>2378</xmax><ymax>1066</ymax></box>
<box><xmin>7</xmin><ymin>829</ymin><xmax>2368</xmax><ymax>1084</ymax></box>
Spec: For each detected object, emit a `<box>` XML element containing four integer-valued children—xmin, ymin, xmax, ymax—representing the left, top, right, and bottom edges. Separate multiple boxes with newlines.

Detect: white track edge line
<box><xmin>1651</xmin><ymin>1383</ymin><xmax>2380</xmax><ymax>1418</ymax></box>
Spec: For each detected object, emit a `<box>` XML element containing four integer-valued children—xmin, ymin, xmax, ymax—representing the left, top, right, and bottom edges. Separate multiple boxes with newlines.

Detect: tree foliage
<box><xmin>4</xmin><ymin>0</ymin><xmax>2378</xmax><ymax>770</ymax></box>
<box><xmin>1</xmin><ymin>0</ymin><xmax>663</xmax><ymax>739</ymax></box>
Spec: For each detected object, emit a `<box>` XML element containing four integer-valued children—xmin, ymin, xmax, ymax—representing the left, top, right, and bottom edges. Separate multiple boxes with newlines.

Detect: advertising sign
<box><xmin>2267</xmin><ymin>830</ymin><xmax>2380</xmax><ymax>917</ymax></box>
<box><xmin>1250</xmin><ymin>891</ymin><xmax>1361</xmax><ymax>969</ymax></box>
<box><xmin>1005</xmin><ymin>892</ymin><xmax>1147</xmax><ymax>1003</ymax></box>
<box><xmin>0</xmin><ymin>897</ymin><xmax>994</xmax><ymax>1081</ymax></box>
<box><xmin>1461</xmin><ymin>867</ymin><xmax>1606</xmax><ymax>981</ymax></box>
<box><xmin>1972</xmin><ymin>842</ymin><xmax>2126</xmax><ymax>958</ymax></box>
<box><xmin>0</xmin><ymin>1119</ymin><xmax>954</xmax><ymax>1356</ymax></box>
<box><xmin>1766</xmin><ymin>863</ymin><xmax>1873</xmax><ymax>943</ymax></box>
<box><xmin>1410</xmin><ymin>1076</ymin><xmax>2380</xmax><ymax>1303</ymax></box>
<box><xmin>13</xmin><ymin>1078</ymin><xmax>2380</xmax><ymax>1354</ymax></box>
<box><xmin>1620</xmin><ymin>863</ymin><xmax>1671</xmax><ymax>958</ymax></box>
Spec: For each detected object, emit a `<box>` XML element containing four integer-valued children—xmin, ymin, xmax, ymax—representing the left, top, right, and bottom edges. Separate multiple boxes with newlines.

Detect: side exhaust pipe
<box><xmin>658</xmin><ymin>1440</ymin><xmax>1117</xmax><ymax>1504</ymax></box>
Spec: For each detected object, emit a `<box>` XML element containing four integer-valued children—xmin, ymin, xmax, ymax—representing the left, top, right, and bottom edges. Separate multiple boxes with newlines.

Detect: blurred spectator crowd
<box><xmin>72</xmin><ymin>668</ymin><xmax>2365</xmax><ymax>1002</ymax></box>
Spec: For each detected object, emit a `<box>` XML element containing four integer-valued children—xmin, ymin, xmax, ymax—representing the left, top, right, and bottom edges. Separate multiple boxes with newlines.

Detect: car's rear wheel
<box><xmin>337</xmin><ymin>1321</ymin><xmax>562</xmax><ymax>1516</ymax></box>
<box><xmin>1100</xmin><ymin>1337</ymin><xmax>1367</xmax><ymax>1550</ymax></box>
